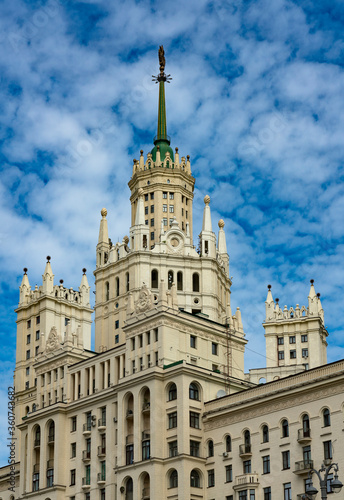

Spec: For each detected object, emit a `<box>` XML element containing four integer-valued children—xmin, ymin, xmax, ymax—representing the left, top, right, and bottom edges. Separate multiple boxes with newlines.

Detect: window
<box><xmin>303</xmin><ymin>445</ymin><xmax>311</xmax><ymax>464</ymax></box>
<box><xmin>150</xmin><ymin>231</ymin><xmax>154</xmax><ymax>240</ymax></box>
<box><xmin>263</xmin><ymin>487</ymin><xmax>271</xmax><ymax>500</ymax></box>
<box><xmin>36</xmin><ymin>315</ymin><xmax>40</xmax><ymax>324</ymax></box>
<box><xmin>284</xmin><ymin>482</ymin><xmax>292</xmax><ymax>500</ymax></box>
<box><xmin>226</xmin><ymin>497</ymin><xmax>234</xmax><ymax>500</ymax></box>
<box><xmin>190</xmin><ymin>440</ymin><xmax>200</xmax><ymax>457</ymax></box>
<box><xmin>163</xmin><ymin>204</ymin><xmax>167</xmax><ymax>212</ymax></box>
<box><xmin>150</xmin><ymin>218</ymin><xmax>154</xmax><ymax>226</ymax></box>
<box><xmin>71</xmin><ymin>416</ymin><xmax>77</xmax><ymax>432</ymax></box>
<box><xmin>27</xmin><ymin>319</ymin><xmax>31</xmax><ymax>328</ymax></box>
<box><xmin>150</xmin><ymin>193</ymin><xmax>154</xmax><ymax>200</ymax></box>
<box><xmin>26</xmin><ymin>367</ymin><xmax>30</xmax><ymax>376</ymax></box>
<box><xmin>278</xmin><ymin>351</ymin><xmax>284</xmax><ymax>360</ymax></box>
<box><xmin>145</xmin><ymin>206</ymin><xmax>148</xmax><ymax>214</ymax></box>
<box><xmin>225</xmin><ymin>465</ymin><xmax>232</xmax><ymax>482</ymax></box>
<box><xmin>282</xmin><ymin>450</ymin><xmax>290</xmax><ymax>470</ymax></box>
<box><xmin>169</xmin><ymin>440</ymin><xmax>178</xmax><ymax>457</ymax></box>
<box><xmin>147</xmin><ymin>331</ymin><xmax>151</xmax><ymax>344</ymax></box>
<box><xmin>71</xmin><ymin>442</ymin><xmax>76</xmax><ymax>458</ymax></box>
<box><xmin>303</xmin><ymin>414</ymin><xmax>310</xmax><ymax>437</ymax></box>
<box><xmin>105</xmin><ymin>281</ymin><xmax>110</xmax><ymax>301</ymax></box>
<box><xmin>115</xmin><ymin>320</ymin><xmax>119</xmax><ymax>329</ymax></box>
<box><xmin>168</xmin><ymin>412</ymin><xmax>177</xmax><ymax>429</ymax></box>
<box><xmin>26</xmin><ymin>350</ymin><xmax>30</xmax><ymax>360</ymax></box>
<box><xmin>163</xmin><ymin>192</ymin><xmax>167</xmax><ymax>199</ymax></box>
<box><xmin>290</xmin><ymin>350</ymin><xmax>296</xmax><ymax>359</ymax></box>
<box><xmin>263</xmin><ymin>455</ymin><xmax>270</xmax><ymax>474</ymax></box>
<box><xmin>163</xmin><ymin>217</ymin><xmax>167</xmax><ymax>226</ymax></box>
<box><xmin>142</xmin><ymin>440</ymin><xmax>150</xmax><ymax>460</ymax></box>
<box><xmin>243</xmin><ymin>460</ymin><xmax>251</xmax><ymax>473</ymax></box>
<box><xmin>301</xmin><ymin>334</ymin><xmax>308</xmax><ymax>342</ymax></box>
<box><xmin>168</xmin><ymin>383</ymin><xmax>177</xmax><ymax>401</ymax></box>
<box><xmin>250</xmin><ymin>491</ymin><xmax>255</xmax><ymax>500</ymax></box>
<box><xmin>177</xmin><ymin>271</ymin><xmax>183</xmax><ymax>290</ymax></box>
<box><xmin>169</xmin><ymin>192</ymin><xmax>174</xmax><ymax>199</ymax></box>
<box><xmin>289</xmin><ymin>336</ymin><xmax>295</xmax><ymax>344</ymax></box>
<box><xmin>145</xmin><ymin>194</ymin><xmax>148</xmax><ymax>201</ymax></box>
<box><xmin>126</xmin><ymin>272</ymin><xmax>129</xmax><ymax>292</ymax></box>
<box><xmin>282</xmin><ymin>419</ymin><xmax>289</xmax><ymax>437</ymax></box>
<box><xmin>302</xmin><ymin>348</ymin><xmax>308</xmax><ymax>358</ymax></box>
<box><xmin>190</xmin><ymin>411</ymin><xmax>200</xmax><ymax>429</ymax></box>
<box><xmin>115</xmin><ymin>334</ymin><xmax>119</xmax><ymax>344</ymax></box>
<box><xmin>323</xmin><ymin>440</ymin><xmax>332</xmax><ymax>460</ymax></box>
<box><xmin>170</xmin><ymin>469</ymin><xmax>178</xmax><ymax>488</ymax></box>
<box><xmin>239</xmin><ymin>492</ymin><xmax>247</xmax><ymax>500</ymax></box>
<box><xmin>277</xmin><ymin>337</ymin><xmax>284</xmax><ymax>345</ymax></box>
<box><xmin>189</xmin><ymin>383</ymin><xmax>199</xmax><ymax>400</ymax></box>
<box><xmin>70</xmin><ymin>469</ymin><xmax>76</xmax><ymax>485</ymax></box>
<box><xmin>211</xmin><ymin>342</ymin><xmax>218</xmax><ymax>355</ymax></box>
<box><xmin>323</xmin><ymin>408</ymin><xmax>331</xmax><ymax>427</ymax></box>
<box><xmin>126</xmin><ymin>444</ymin><xmax>134</xmax><ymax>465</ymax></box>
<box><xmin>116</xmin><ymin>277</ymin><xmax>119</xmax><ymax>297</ymax></box>
<box><xmin>36</xmin><ymin>330</ymin><xmax>40</xmax><ymax>340</ymax></box>
<box><xmin>35</xmin><ymin>346</ymin><xmax>39</xmax><ymax>355</ymax></box>
<box><xmin>190</xmin><ymin>469</ymin><xmax>200</xmax><ymax>487</ymax></box>
<box><xmin>100</xmin><ymin>488</ymin><xmax>105</xmax><ymax>500</ymax></box>
<box><xmin>27</xmin><ymin>334</ymin><xmax>31</xmax><ymax>344</ymax></box>
<box><xmin>208</xmin><ymin>469</ymin><xmax>215</xmax><ymax>487</ymax></box>
<box><xmin>131</xmin><ymin>338</ymin><xmax>135</xmax><ymax>350</ymax></box>
<box><xmin>190</xmin><ymin>335</ymin><xmax>196</xmax><ymax>348</ymax></box>
<box><xmin>139</xmin><ymin>334</ymin><xmax>143</xmax><ymax>347</ymax></box>
<box><xmin>150</xmin><ymin>205</ymin><xmax>154</xmax><ymax>213</ymax></box>
<box><xmin>169</xmin><ymin>205</ymin><xmax>174</xmax><ymax>213</ymax></box>
<box><xmin>208</xmin><ymin>440</ymin><xmax>214</xmax><ymax>457</ymax></box>
<box><xmin>151</xmin><ymin>269</ymin><xmax>158</xmax><ymax>289</ymax></box>
<box><xmin>226</xmin><ymin>435</ymin><xmax>231</xmax><ymax>452</ymax></box>
<box><xmin>262</xmin><ymin>425</ymin><xmax>269</xmax><ymax>443</ymax></box>
<box><xmin>32</xmin><ymin>473</ymin><xmax>39</xmax><ymax>491</ymax></box>
<box><xmin>192</xmin><ymin>273</ymin><xmax>200</xmax><ymax>292</ymax></box>
<box><xmin>327</xmin><ymin>473</ymin><xmax>334</xmax><ymax>493</ymax></box>
<box><xmin>154</xmin><ymin>328</ymin><xmax>158</xmax><ymax>342</ymax></box>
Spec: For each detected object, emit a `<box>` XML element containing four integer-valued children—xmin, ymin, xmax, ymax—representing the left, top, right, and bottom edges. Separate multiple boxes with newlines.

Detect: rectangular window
<box><xmin>142</xmin><ymin>440</ymin><xmax>150</xmax><ymax>460</ymax></box>
<box><xmin>263</xmin><ymin>455</ymin><xmax>270</xmax><ymax>474</ymax></box>
<box><xmin>190</xmin><ymin>335</ymin><xmax>196</xmax><ymax>348</ymax></box>
<box><xmin>284</xmin><ymin>482</ymin><xmax>292</xmax><ymax>500</ymax></box>
<box><xmin>32</xmin><ymin>473</ymin><xmax>39</xmax><ymax>491</ymax></box>
<box><xmin>35</xmin><ymin>346</ymin><xmax>39</xmax><ymax>355</ymax></box>
<box><xmin>150</xmin><ymin>218</ymin><xmax>154</xmax><ymax>226</ymax></box>
<box><xmin>139</xmin><ymin>334</ymin><xmax>143</xmax><ymax>347</ymax></box>
<box><xmin>144</xmin><ymin>194</ymin><xmax>148</xmax><ymax>201</ymax></box>
<box><xmin>168</xmin><ymin>412</ymin><xmax>177</xmax><ymax>429</ymax></box>
<box><xmin>126</xmin><ymin>444</ymin><xmax>134</xmax><ymax>465</ymax></box>
<box><xmin>150</xmin><ymin>205</ymin><xmax>154</xmax><ymax>213</ymax></box>
<box><xmin>150</xmin><ymin>232</ymin><xmax>154</xmax><ymax>240</ymax></box>
<box><xmin>225</xmin><ymin>465</ymin><xmax>232</xmax><ymax>482</ymax></box>
<box><xmin>27</xmin><ymin>319</ymin><xmax>31</xmax><ymax>329</ymax></box>
<box><xmin>301</xmin><ymin>334</ymin><xmax>308</xmax><ymax>342</ymax></box>
<box><xmin>27</xmin><ymin>334</ymin><xmax>31</xmax><ymax>344</ymax></box>
<box><xmin>145</xmin><ymin>206</ymin><xmax>148</xmax><ymax>214</ymax></box>
<box><xmin>131</xmin><ymin>338</ymin><xmax>135</xmax><ymax>350</ymax></box>
<box><xmin>263</xmin><ymin>487</ymin><xmax>271</xmax><ymax>500</ymax></box>
<box><xmin>186</xmin><ymin>210</ymin><xmax>188</xmax><ymax>218</ymax></box>
<box><xmin>226</xmin><ymin>497</ymin><xmax>234</xmax><ymax>500</ymax></box>
<box><xmin>163</xmin><ymin>192</ymin><xmax>167</xmax><ymax>199</ymax></box>
<box><xmin>155</xmin><ymin>351</ymin><xmax>158</xmax><ymax>366</ymax></box>
<box><xmin>147</xmin><ymin>331</ymin><xmax>150</xmax><ymax>344</ymax></box>
<box><xmin>169</xmin><ymin>205</ymin><xmax>174</xmax><ymax>213</ymax></box>
<box><xmin>115</xmin><ymin>320</ymin><xmax>119</xmax><ymax>329</ymax></box>
<box><xmin>189</xmin><ymin>411</ymin><xmax>200</xmax><ymax>429</ymax></box>
<box><xmin>115</xmin><ymin>334</ymin><xmax>119</xmax><ymax>344</ymax></box>
<box><xmin>239</xmin><ymin>492</ymin><xmax>247</xmax><ymax>500</ymax></box>
<box><xmin>302</xmin><ymin>348</ymin><xmax>308</xmax><ymax>358</ymax></box>
<box><xmin>190</xmin><ymin>440</ymin><xmax>200</xmax><ymax>457</ymax></box>
<box><xmin>169</xmin><ymin>192</ymin><xmax>174</xmax><ymax>199</ymax></box>
<box><xmin>182</xmin><ymin>207</ymin><xmax>184</xmax><ymax>215</ymax></box>
<box><xmin>327</xmin><ymin>473</ymin><xmax>334</xmax><ymax>493</ymax></box>
<box><xmin>163</xmin><ymin>204</ymin><xmax>167</xmax><ymax>212</ymax></box>
<box><xmin>282</xmin><ymin>450</ymin><xmax>290</xmax><ymax>470</ymax></box>
<box><xmin>278</xmin><ymin>351</ymin><xmax>284</xmax><ymax>360</ymax></box>
<box><xmin>154</xmin><ymin>328</ymin><xmax>158</xmax><ymax>342</ymax></box>
<box><xmin>145</xmin><ymin>219</ymin><xmax>148</xmax><ymax>225</ymax></box>
<box><xmin>26</xmin><ymin>367</ymin><xmax>30</xmax><ymax>376</ymax></box>
<box><xmin>25</xmin><ymin>381</ymin><xmax>29</xmax><ymax>390</ymax></box>
<box><xmin>36</xmin><ymin>315</ymin><xmax>40</xmax><ymax>324</ymax></box>
<box><xmin>277</xmin><ymin>337</ymin><xmax>284</xmax><ymax>345</ymax></box>
<box><xmin>324</xmin><ymin>440</ymin><xmax>332</xmax><ymax>460</ymax></box>
<box><xmin>150</xmin><ymin>193</ymin><xmax>154</xmax><ymax>200</ymax></box>
<box><xmin>26</xmin><ymin>350</ymin><xmax>30</xmax><ymax>360</ymax></box>
<box><xmin>208</xmin><ymin>469</ymin><xmax>215</xmax><ymax>487</ymax></box>
<box><xmin>290</xmin><ymin>350</ymin><xmax>296</xmax><ymax>359</ymax></box>
<box><xmin>250</xmin><ymin>491</ymin><xmax>255</xmax><ymax>500</ymax></box>
<box><xmin>163</xmin><ymin>217</ymin><xmax>168</xmax><ymax>226</ymax></box>
<box><xmin>289</xmin><ymin>336</ymin><xmax>296</xmax><ymax>344</ymax></box>
<box><xmin>132</xmin><ymin>360</ymin><xmax>135</xmax><ymax>373</ymax></box>
<box><xmin>70</xmin><ymin>469</ymin><xmax>76</xmax><ymax>486</ymax></box>
<box><xmin>243</xmin><ymin>460</ymin><xmax>251</xmax><ymax>474</ymax></box>
<box><xmin>71</xmin><ymin>442</ymin><xmax>76</xmax><ymax>458</ymax></box>
<box><xmin>169</xmin><ymin>440</ymin><xmax>178</xmax><ymax>457</ymax></box>
<box><xmin>211</xmin><ymin>342</ymin><xmax>218</xmax><ymax>355</ymax></box>
<box><xmin>36</xmin><ymin>330</ymin><xmax>40</xmax><ymax>340</ymax></box>
<box><xmin>139</xmin><ymin>357</ymin><xmax>143</xmax><ymax>371</ymax></box>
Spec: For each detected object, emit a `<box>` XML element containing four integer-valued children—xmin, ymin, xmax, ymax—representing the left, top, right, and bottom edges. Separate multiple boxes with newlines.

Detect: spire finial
<box><xmin>23</xmin><ymin>267</ymin><xmax>28</xmax><ymax>275</ymax></box>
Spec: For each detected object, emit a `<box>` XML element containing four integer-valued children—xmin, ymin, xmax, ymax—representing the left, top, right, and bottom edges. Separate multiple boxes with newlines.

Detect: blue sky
<box><xmin>0</xmin><ymin>0</ymin><xmax>344</xmax><ymax>464</ymax></box>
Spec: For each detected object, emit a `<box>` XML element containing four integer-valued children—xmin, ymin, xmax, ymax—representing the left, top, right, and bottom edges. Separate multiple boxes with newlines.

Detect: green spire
<box><xmin>151</xmin><ymin>45</ymin><xmax>174</xmax><ymax>162</ymax></box>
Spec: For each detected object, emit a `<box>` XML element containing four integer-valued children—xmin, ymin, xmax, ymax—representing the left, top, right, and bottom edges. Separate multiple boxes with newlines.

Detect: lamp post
<box><xmin>305</xmin><ymin>462</ymin><xmax>343</xmax><ymax>499</ymax></box>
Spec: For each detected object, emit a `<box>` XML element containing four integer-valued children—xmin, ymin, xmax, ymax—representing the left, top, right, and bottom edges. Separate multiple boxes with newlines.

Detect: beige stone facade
<box><xmin>1</xmin><ymin>54</ymin><xmax>343</xmax><ymax>500</ymax></box>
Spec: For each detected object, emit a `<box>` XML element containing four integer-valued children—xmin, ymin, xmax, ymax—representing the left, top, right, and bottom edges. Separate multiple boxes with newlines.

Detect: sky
<box><xmin>0</xmin><ymin>0</ymin><xmax>343</xmax><ymax>464</ymax></box>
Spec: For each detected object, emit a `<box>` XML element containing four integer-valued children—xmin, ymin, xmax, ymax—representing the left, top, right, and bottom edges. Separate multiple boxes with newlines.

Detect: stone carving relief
<box><xmin>45</xmin><ymin>326</ymin><xmax>61</xmax><ymax>352</ymax></box>
<box><xmin>135</xmin><ymin>283</ymin><xmax>153</xmax><ymax>314</ymax></box>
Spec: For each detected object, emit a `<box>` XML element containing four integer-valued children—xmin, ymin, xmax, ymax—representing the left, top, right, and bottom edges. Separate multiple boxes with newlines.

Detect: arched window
<box><xmin>189</xmin><ymin>383</ymin><xmax>199</xmax><ymax>401</ymax></box>
<box><xmin>34</xmin><ymin>426</ymin><xmax>40</xmax><ymax>446</ymax></box>
<box><xmin>244</xmin><ymin>430</ymin><xmax>251</xmax><ymax>452</ymax></box>
<box><xmin>32</xmin><ymin>403</ymin><xmax>36</xmax><ymax>412</ymax></box>
<box><xmin>262</xmin><ymin>425</ymin><xmax>269</xmax><ymax>443</ymax></box>
<box><xmin>105</xmin><ymin>281</ymin><xmax>109</xmax><ymax>301</ymax></box>
<box><xmin>302</xmin><ymin>414</ymin><xmax>310</xmax><ymax>437</ymax></box>
<box><xmin>177</xmin><ymin>271</ymin><xmax>183</xmax><ymax>291</ymax></box>
<box><xmin>192</xmin><ymin>273</ymin><xmax>200</xmax><ymax>292</ymax></box>
<box><xmin>151</xmin><ymin>269</ymin><xmax>159</xmax><ymax>289</ymax></box>
<box><xmin>282</xmin><ymin>419</ymin><xmax>289</xmax><ymax>438</ymax></box>
<box><xmin>190</xmin><ymin>469</ymin><xmax>200</xmax><ymax>488</ymax></box>
<box><xmin>125</xmin><ymin>477</ymin><xmax>133</xmax><ymax>500</ymax></box>
<box><xmin>168</xmin><ymin>270</ymin><xmax>174</xmax><ymax>289</ymax></box>
<box><xmin>168</xmin><ymin>383</ymin><xmax>177</xmax><ymax>401</ymax></box>
<box><xmin>25</xmin><ymin>406</ymin><xmax>29</xmax><ymax>415</ymax></box>
<box><xmin>170</xmin><ymin>469</ymin><xmax>178</xmax><ymax>488</ymax></box>
<box><xmin>208</xmin><ymin>440</ymin><xmax>214</xmax><ymax>457</ymax></box>
<box><xmin>226</xmin><ymin>435</ymin><xmax>231</xmax><ymax>452</ymax></box>
<box><xmin>126</xmin><ymin>272</ymin><xmax>129</xmax><ymax>292</ymax></box>
<box><xmin>116</xmin><ymin>277</ymin><xmax>120</xmax><ymax>297</ymax></box>
<box><xmin>323</xmin><ymin>408</ymin><xmax>331</xmax><ymax>427</ymax></box>
<box><xmin>48</xmin><ymin>421</ymin><xmax>55</xmax><ymax>442</ymax></box>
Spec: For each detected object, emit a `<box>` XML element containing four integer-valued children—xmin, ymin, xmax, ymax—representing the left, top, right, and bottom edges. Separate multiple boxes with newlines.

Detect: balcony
<box><xmin>47</xmin><ymin>433</ymin><xmax>55</xmax><ymax>444</ymax></box>
<box><xmin>82</xmin><ymin>477</ymin><xmax>91</xmax><ymax>489</ymax></box>
<box><xmin>234</xmin><ymin>473</ymin><xmax>259</xmax><ymax>490</ymax></box>
<box><xmin>297</xmin><ymin>429</ymin><xmax>312</xmax><ymax>443</ymax></box>
<box><xmin>33</xmin><ymin>439</ymin><xmax>40</xmax><ymax>449</ymax></box>
<box><xmin>46</xmin><ymin>459</ymin><xmax>54</xmax><ymax>469</ymax></box>
<box><xmin>97</xmin><ymin>445</ymin><xmax>106</xmax><ymax>457</ymax></box>
<box><xmin>239</xmin><ymin>444</ymin><xmax>252</xmax><ymax>458</ymax></box>
<box><xmin>142</xmin><ymin>487</ymin><xmax>150</xmax><ymax>499</ymax></box>
<box><xmin>97</xmin><ymin>472</ymin><xmax>106</xmax><ymax>485</ymax></box>
<box><xmin>33</xmin><ymin>464</ymin><xmax>40</xmax><ymax>473</ymax></box>
<box><xmin>142</xmin><ymin>430</ymin><xmax>150</xmax><ymax>440</ymax></box>
<box><xmin>126</xmin><ymin>434</ymin><xmax>134</xmax><ymax>445</ymax></box>
<box><xmin>294</xmin><ymin>460</ymin><xmax>314</xmax><ymax>475</ymax></box>
<box><xmin>142</xmin><ymin>402</ymin><xmax>150</xmax><ymax>413</ymax></box>
<box><xmin>82</xmin><ymin>450</ymin><xmax>91</xmax><ymax>462</ymax></box>
<box><xmin>83</xmin><ymin>423</ymin><xmax>92</xmax><ymax>436</ymax></box>
<box><xmin>98</xmin><ymin>418</ymin><xmax>106</xmax><ymax>432</ymax></box>
<box><xmin>126</xmin><ymin>409</ymin><xmax>133</xmax><ymax>419</ymax></box>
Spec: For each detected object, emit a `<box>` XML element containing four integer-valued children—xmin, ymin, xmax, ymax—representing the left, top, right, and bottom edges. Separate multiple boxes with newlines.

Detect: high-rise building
<box><xmin>0</xmin><ymin>46</ymin><xmax>343</xmax><ymax>500</ymax></box>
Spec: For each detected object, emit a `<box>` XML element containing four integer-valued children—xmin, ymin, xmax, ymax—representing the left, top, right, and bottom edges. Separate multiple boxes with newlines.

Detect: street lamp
<box><xmin>305</xmin><ymin>462</ymin><xmax>343</xmax><ymax>499</ymax></box>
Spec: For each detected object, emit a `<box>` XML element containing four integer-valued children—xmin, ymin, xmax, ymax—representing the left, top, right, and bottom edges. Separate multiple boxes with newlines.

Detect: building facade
<box><xmin>1</xmin><ymin>47</ymin><xmax>343</xmax><ymax>500</ymax></box>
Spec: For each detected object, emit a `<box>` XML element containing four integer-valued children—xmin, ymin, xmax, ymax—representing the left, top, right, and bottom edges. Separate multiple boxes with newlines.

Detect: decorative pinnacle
<box><xmin>152</xmin><ymin>45</ymin><xmax>172</xmax><ymax>83</ymax></box>
<box><xmin>275</xmin><ymin>297</ymin><xmax>279</xmax><ymax>303</ymax></box>
<box><xmin>317</xmin><ymin>292</ymin><xmax>321</xmax><ymax>298</ymax></box>
<box><xmin>59</xmin><ymin>279</ymin><xmax>64</xmax><ymax>284</ymax></box>
<box><xmin>23</xmin><ymin>267</ymin><xmax>28</xmax><ymax>274</ymax></box>
<box><xmin>310</xmin><ymin>279</ymin><xmax>314</xmax><ymax>284</ymax></box>
<box><xmin>46</xmin><ymin>255</ymin><xmax>51</xmax><ymax>262</ymax></box>
<box><xmin>218</xmin><ymin>219</ymin><xmax>225</xmax><ymax>228</ymax></box>
<box><xmin>204</xmin><ymin>195</ymin><xmax>211</xmax><ymax>205</ymax></box>
<box><xmin>267</xmin><ymin>284</ymin><xmax>272</xmax><ymax>290</ymax></box>
<box><xmin>82</xmin><ymin>268</ymin><xmax>87</xmax><ymax>274</ymax></box>
<box><xmin>101</xmin><ymin>208</ymin><xmax>107</xmax><ymax>217</ymax></box>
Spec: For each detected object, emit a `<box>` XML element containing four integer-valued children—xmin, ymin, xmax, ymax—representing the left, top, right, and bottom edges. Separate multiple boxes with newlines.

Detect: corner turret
<box><xmin>42</xmin><ymin>256</ymin><xmax>54</xmax><ymax>294</ymax></box>
<box><xmin>199</xmin><ymin>195</ymin><xmax>216</xmax><ymax>257</ymax></box>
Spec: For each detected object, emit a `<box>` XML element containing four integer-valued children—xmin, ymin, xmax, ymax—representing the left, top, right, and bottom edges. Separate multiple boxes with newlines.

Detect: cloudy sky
<box><xmin>0</xmin><ymin>0</ymin><xmax>343</xmax><ymax>464</ymax></box>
